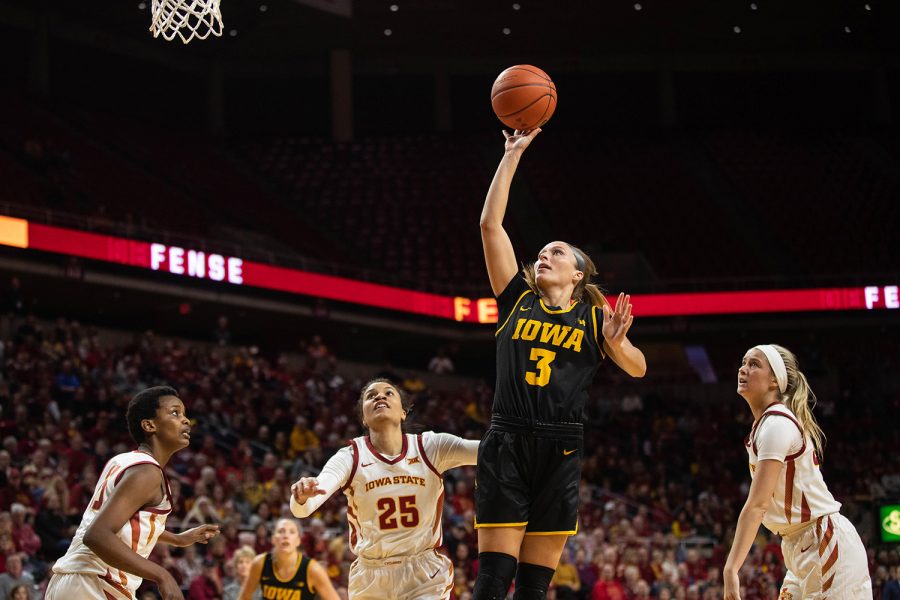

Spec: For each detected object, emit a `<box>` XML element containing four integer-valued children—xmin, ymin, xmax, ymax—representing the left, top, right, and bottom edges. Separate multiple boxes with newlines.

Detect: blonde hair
<box><xmin>232</xmin><ymin>544</ymin><xmax>256</xmax><ymax>565</ymax></box>
<box><xmin>522</xmin><ymin>243</ymin><xmax>611</xmax><ymax>312</ymax></box>
<box><xmin>771</xmin><ymin>344</ymin><xmax>826</xmax><ymax>460</ymax></box>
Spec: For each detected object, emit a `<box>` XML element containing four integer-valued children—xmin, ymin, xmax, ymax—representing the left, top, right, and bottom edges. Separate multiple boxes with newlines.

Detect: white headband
<box><xmin>753</xmin><ymin>344</ymin><xmax>787</xmax><ymax>394</ymax></box>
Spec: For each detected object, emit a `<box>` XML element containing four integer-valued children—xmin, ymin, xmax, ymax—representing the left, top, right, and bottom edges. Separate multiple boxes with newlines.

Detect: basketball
<box><xmin>490</xmin><ymin>65</ymin><xmax>557</xmax><ymax>131</ymax></box>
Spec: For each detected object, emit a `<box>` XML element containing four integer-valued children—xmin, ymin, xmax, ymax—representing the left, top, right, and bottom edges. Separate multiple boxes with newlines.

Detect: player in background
<box><xmin>46</xmin><ymin>386</ymin><xmax>219</xmax><ymax>600</ymax></box>
<box><xmin>473</xmin><ymin>128</ymin><xmax>647</xmax><ymax>600</ymax></box>
<box><xmin>238</xmin><ymin>517</ymin><xmax>338</xmax><ymax>600</ymax></box>
<box><xmin>290</xmin><ymin>379</ymin><xmax>479</xmax><ymax>600</ymax></box>
<box><xmin>724</xmin><ymin>344</ymin><xmax>872</xmax><ymax>600</ymax></box>
<box><xmin>224</xmin><ymin>545</ymin><xmax>260</xmax><ymax>600</ymax></box>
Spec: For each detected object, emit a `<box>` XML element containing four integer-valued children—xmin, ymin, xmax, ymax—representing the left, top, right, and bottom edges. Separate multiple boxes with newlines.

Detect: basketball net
<box><xmin>150</xmin><ymin>0</ymin><xmax>223</xmax><ymax>44</ymax></box>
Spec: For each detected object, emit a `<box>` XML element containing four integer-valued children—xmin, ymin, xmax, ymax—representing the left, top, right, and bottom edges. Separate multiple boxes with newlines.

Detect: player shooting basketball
<box><xmin>471</xmin><ymin>127</ymin><xmax>647</xmax><ymax>600</ymax></box>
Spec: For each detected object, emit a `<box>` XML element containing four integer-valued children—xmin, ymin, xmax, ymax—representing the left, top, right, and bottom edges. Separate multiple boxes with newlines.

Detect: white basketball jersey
<box><xmin>746</xmin><ymin>404</ymin><xmax>841</xmax><ymax>536</ymax></box>
<box><xmin>53</xmin><ymin>451</ymin><xmax>173</xmax><ymax>597</ymax></box>
<box><xmin>344</xmin><ymin>434</ymin><xmax>447</xmax><ymax>560</ymax></box>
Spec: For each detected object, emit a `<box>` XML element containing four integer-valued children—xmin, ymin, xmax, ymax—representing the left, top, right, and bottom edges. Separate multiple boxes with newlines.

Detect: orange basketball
<box><xmin>490</xmin><ymin>65</ymin><xmax>557</xmax><ymax>131</ymax></box>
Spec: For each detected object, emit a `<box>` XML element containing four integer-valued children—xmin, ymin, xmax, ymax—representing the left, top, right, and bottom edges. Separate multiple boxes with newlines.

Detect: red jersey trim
<box><xmin>339</xmin><ymin>440</ymin><xmax>360</xmax><ymax>493</ymax></box>
<box><xmin>748</xmin><ymin>402</ymin><xmax>783</xmax><ymax>442</ymax></box>
<box><xmin>112</xmin><ymin>461</ymin><xmax>173</xmax><ymax>515</ymax></box>
<box><xmin>162</xmin><ymin>470</ymin><xmax>174</xmax><ymax>511</ymax></box>
<box><xmin>99</xmin><ymin>571</ymin><xmax>133</xmax><ymax>599</ymax></box>
<box><xmin>751</xmin><ymin>406</ymin><xmax>806</xmax><ymax>461</ymax></box>
<box><xmin>129</xmin><ymin>513</ymin><xmax>141</xmax><ymax>551</ymax></box>
<box><xmin>113</xmin><ymin>461</ymin><xmax>162</xmax><ymax>485</ymax></box>
<box><xmin>365</xmin><ymin>434</ymin><xmax>409</xmax><ymax>465</ymax></box>
<box><xmin>416</xmin><ymin>434</ymin><xmax>442</xmax><ymax>477</ymax></box>
<box><xmin>800</xmin><ymin>492</ymin><xmax>811</xmax><ymax>522</ymax></box>
<box><xmin>784</xmin><ymin>460</ymin><xmax>796</xmax><ymax>523</ymax></box>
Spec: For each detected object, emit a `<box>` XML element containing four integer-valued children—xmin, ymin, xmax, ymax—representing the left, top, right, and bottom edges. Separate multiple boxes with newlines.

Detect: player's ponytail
<box><xmin>522</xmin><ymin>243</ymin><xmax>611</xmax><ymax>311</ymax></box>
<box><xmin>774</xmin><ymin>344</ymin><xmax>826</xmax><ymax>461</ymax></box>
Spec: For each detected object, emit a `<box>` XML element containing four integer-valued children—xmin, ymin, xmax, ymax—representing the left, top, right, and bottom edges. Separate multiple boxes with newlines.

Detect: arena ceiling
<box><xmin>2</xmin><ymin>0</ymin><xmax>898</xmax><ymax>69</ymax></box>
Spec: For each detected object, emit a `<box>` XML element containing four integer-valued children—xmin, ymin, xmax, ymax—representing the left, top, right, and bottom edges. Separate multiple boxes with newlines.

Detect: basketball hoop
<box><xmin>150</xmin><ymin>0</ymin><xmax>223</xmax><ymax>44</ymax></box>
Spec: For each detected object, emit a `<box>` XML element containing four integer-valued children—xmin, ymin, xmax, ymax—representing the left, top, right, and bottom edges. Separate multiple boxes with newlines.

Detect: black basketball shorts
<box><xmin>474</xmin><ymin>416</ymin><xmax>582</xmax><ymax>535</ymax></box>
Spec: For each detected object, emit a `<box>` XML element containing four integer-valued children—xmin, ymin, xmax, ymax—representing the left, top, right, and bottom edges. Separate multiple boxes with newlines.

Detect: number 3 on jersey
<box><xmin>377</xmin><ymin>495</ymin><xmax>419</xmax><ymax>530</ymax></box>
<box><xmin>525</xmin><ymin>348</ymin><xmax>557</xmax><ymax>387</ymax></box>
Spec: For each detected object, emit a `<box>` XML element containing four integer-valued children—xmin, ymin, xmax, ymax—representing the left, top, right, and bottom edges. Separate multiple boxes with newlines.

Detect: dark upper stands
<box><xmin>3</xmin><ymin>96</ymin><xmax>897</xmax><ymax>298</ymax></box>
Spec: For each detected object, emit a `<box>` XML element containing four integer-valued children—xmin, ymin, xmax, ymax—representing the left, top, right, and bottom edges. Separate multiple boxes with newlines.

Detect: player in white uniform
<box><xmin>46</xmin><ymin>386</ymin><xmax>219</xmax><ymax>600</ymax></box>
<box><xmin>724</xmin><ymin>344</ymin><xmax>872</xmax><ymax>600</ymax></box>
<box><xmin>290</xmin><ymin>379</ymin><xmax>480</xmax><ymax>600</ymax></box>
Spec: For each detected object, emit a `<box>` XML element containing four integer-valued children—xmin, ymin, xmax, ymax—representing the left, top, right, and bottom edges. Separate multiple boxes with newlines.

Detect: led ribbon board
<box><xmin>1</xmin><ymin>216</ymin><xmax>896</xmax><ymax>323</ymax></box>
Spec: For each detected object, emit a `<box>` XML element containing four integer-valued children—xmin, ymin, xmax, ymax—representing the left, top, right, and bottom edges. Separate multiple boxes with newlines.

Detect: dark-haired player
<box><xmin>46</xmin><ymin>386</ymin><xmax>219</xmax><ymax>600</ymax></box>
<box><xmin>290</xmin><ymin>379</ymin><xmax>479</xmax><ymax>599</ymax></box>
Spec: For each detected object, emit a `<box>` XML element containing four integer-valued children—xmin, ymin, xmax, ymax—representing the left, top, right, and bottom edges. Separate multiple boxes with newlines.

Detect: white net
<box><xmin>150</xmin><ymin>0</ymin><xmax>223</xmax><ymax>44</ymax></box>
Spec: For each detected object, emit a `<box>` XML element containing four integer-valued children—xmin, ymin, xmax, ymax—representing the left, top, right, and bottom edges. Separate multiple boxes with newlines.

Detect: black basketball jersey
<box><xmin>259</xmin><ymin>552</ymin><xmax>315</xmax><ymax>600</ymax></box>
<box><xmin>493</xmin><ymin>275</ymin><xmax>605</xmax><ymax>424</ymax></box>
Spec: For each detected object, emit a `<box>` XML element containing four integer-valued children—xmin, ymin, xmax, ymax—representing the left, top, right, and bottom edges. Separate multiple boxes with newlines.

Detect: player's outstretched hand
<box><xmin>602</xmin><ymin>292</ymin><xmax>634</xmax><ymax>347</ymax></box>
<box><xmin>291</xmin><ymin>477</ymin><xmax>327</xmax><ymax>505</ymax></box>
<box><xmin>179</xmin><ymin>524</ymin><xmax>220</xmax><ymax>546</ymax></box>
<box><xmin>503</xmin><ymin>128</ymin><xmax>541</xmax><ymax>155</ymax></box>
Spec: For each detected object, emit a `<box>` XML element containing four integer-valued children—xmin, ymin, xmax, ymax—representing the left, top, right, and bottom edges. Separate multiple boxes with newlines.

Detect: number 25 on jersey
<box><xmin>377</xmin><ymin>495</ymin><xmax>419</xmax><ymax>530</ymax></box>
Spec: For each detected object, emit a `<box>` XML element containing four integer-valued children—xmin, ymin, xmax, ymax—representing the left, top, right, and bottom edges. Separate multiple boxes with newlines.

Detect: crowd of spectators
<box><xmin>0</xmin><ymin>311</ymin><xmax>897</xmax><ymax>599</ymax></box>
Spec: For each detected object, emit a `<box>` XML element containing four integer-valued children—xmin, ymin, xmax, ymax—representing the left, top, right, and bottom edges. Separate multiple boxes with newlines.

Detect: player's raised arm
<box><xmin>601</xmin><ymin>292</ymin><xmax>647</xmax><ymax>378</ymax></box>
<box><xmin>83</xmin><ymin>465</ymin><xmax>183</xmax><ymax>600</ymax></box>
<box><xmin>481</xmin><ymin>128</ymin><xmax>541</xmax><ymax>296</ymax></box>
<box><xmin>289</xmin><ymin>445</ymin><xmax>354</xmax><ymax>518</ymax></box>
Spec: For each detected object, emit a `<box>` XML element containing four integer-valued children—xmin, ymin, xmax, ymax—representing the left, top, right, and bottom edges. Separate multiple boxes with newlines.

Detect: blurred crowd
<box><xmin>0</xmin><ymin>312</ymin><xmax>898</xmax><ymax>599</ymax></box>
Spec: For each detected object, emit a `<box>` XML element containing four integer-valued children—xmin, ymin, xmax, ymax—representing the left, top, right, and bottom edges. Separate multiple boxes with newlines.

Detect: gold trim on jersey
<box><xmin>273</xmin><ymin>553</ymin><xmax>303</xmax><ymax>583</ymax></box>
<box><xmin>590</xmin><ymin>306</ymin><xmax>606</xmax><ymax>359</ymax></box>
<box><xmin>495</xmin><ymin>290</ymin><xmax>533</xmax><ymax>337</ymax></box>
<box><xmin>538</xmin><ymin>297</ymin><xmax>578</xmax><ymax>314</ymax></box>
<box><xmin>306</xmin><ymin>559</ymin><xmax>315</xmax><ymax>595</ymax></box>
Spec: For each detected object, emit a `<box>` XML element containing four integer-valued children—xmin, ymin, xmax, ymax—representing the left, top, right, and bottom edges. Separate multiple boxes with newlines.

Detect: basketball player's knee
<box><xmin>472</xmin><ymin>552</ymin><xmax>517</xmax><ymax>600</ymax></box>
<box><xmin>512</xmin><ymin>563</ymin><xmax>555</xmax><ymax>600</ymax></box>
